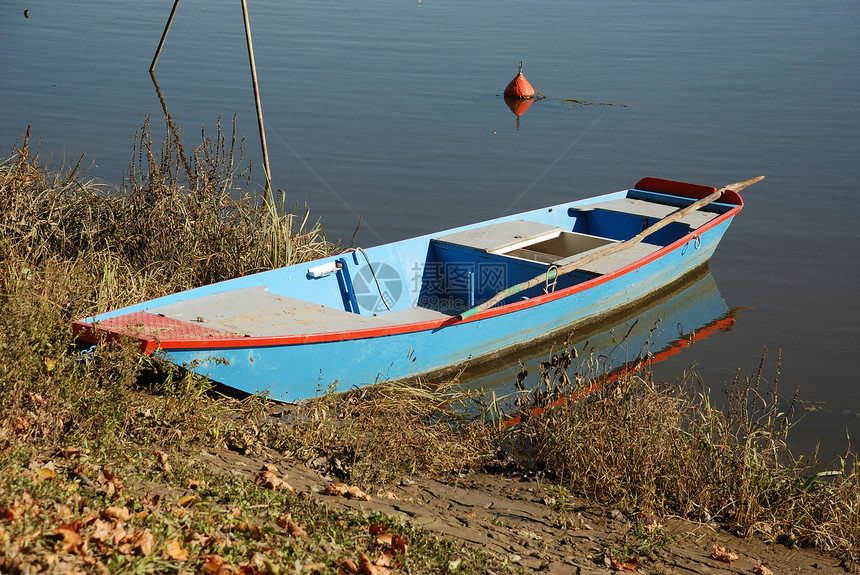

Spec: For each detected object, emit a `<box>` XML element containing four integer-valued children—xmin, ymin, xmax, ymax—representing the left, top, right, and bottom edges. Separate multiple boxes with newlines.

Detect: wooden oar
<box><xmin>457</xmin><ymin>176</ymin><xmax>764</xmax><ymax>321</ymax></box>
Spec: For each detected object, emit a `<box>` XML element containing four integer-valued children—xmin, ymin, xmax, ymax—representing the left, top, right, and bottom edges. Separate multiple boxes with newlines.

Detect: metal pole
<box><xmin>150</xmin><ymin>0</ymin><xmax>181</xmax><ymax>72</ymax></box>
<box><xmin>240</xmin><ymin>0</ymin><xmax>273</xmax><ymax>203</ymax></box>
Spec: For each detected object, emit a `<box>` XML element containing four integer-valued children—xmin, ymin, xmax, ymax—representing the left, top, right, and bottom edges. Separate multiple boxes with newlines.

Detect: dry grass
<box><xmin>0</xmin><ymin>119</ymin><xmax>336</xmax><ymax>453</ymax></box>
<box><xmin>1</xmin><ymin>124</ymin><xmax>858</xmax><ymax>570</ymax></box>
<box><xmin>265</xmin><ymin>379</ymin><xmax>498</xmax><ymax>485</ymax></box>
<box><xmin>510</xmin><ymin>346</ymin><xmax>860</xmax><ymax>560</ymax></box>
<box><xmin>0</xmin><ymin>125</ymin><xmax>514</xmax><ymax>574</ymax></box>
<box><xmin>1</xmin><ymin>120</ymin><xmax>333</xmax><ymax>316</ymax></box>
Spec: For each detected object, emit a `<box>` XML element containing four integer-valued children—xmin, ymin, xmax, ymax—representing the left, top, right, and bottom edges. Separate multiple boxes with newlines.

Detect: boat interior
<box><xmin>416</xmin><ymin>193</ymin><xmax>719</xmax><ymax>312</ymax></box>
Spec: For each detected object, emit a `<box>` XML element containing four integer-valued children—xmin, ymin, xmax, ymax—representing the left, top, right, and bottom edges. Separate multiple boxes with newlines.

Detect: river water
<box><xmin>2</xmin><ymin>0</ymin><xmax>858</xmax><ymax>456</ymax></box>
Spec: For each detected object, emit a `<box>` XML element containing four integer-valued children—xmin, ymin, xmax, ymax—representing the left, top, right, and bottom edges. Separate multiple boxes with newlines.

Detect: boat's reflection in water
<box><xmin>460</xmin><ymin>266</ymin><xmax>740</xmax><ymax>405</ymax></box>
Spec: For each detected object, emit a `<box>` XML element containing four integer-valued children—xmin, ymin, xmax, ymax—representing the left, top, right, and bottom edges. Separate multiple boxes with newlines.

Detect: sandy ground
<box><xmin>198</xmin><ymin>445</ymin><xmax>847</xmax><ymax>574</ymax></box>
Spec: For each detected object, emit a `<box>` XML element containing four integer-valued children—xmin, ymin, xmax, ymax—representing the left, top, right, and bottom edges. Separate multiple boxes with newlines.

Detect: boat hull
<box><xmin>160</xmin><ymin>218</ymin><xmax>731</xmax><ymax>400</ymax></box>
<box><xmin>73</xmin><ymin>178</ymin><xmax>743</xmax><ymax>401</ymax></box>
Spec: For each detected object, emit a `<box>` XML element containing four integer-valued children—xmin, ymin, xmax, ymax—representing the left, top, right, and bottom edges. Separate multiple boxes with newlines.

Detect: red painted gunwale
<box><xmin>72</xmin><ymin>179</ymin><xmax>743</xmax><ymax>354</ymax></box>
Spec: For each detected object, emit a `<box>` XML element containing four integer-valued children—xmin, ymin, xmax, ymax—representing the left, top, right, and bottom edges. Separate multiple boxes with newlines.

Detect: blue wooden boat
<box><xmin>73</xmin><ymin>176</ymin><xmax>754</xmax><ymax>401</ymax></box>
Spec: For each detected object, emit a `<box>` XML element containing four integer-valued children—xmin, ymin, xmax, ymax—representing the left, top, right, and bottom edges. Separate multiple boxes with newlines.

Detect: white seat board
<box><xmin>433</xmin><ymin>220</ymin><xmax>563</xmax><ymax>253</ymax></box>
<box><xmin>553</xmin><ymin>242</ymin><xmax>665</xmax><ymax>275</ymax></box>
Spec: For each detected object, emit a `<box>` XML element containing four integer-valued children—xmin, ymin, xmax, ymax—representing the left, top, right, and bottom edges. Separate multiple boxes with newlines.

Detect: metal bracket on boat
<box><xmin>693</xmin><ymin>235</ymin><xmax>701</xmax><ymax>249</ymax></box>
<box><xmin>307</xmin><ymin>260</ymin><xmax>343</xmax><ymax>279</ymax></box>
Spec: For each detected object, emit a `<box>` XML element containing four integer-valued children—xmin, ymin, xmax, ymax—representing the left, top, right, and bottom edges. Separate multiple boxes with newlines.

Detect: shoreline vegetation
<box><xmin>1</xmin><ymin>123</ymin><xmax>858</xmax><ymax>573</ymax></box>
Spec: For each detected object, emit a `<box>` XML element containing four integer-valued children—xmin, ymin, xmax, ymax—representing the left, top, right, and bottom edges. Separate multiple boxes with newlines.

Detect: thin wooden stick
<box><xmin>458</xmin><ymin>176</ymin><xmax>764</xmax><ymax>320</ymax></box>
<box><xmin>240</xmin><ymin>0</ymin><xmax>273</xmax><ymax>205</ymax></box>
<box><xmin>150</xmin><ymin>0</ymin><xmax>181</xmax><ymax>72</ymax></box>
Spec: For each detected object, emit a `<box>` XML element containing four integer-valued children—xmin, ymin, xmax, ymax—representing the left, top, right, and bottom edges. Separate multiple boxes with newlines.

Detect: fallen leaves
<box><xmin>187</xmin><ymin>531</ymin><xmax>216</xmax><ymax>548</ymax></box>
<box><xmin>336</xmin><ymin>524</ymin><xmax>409</xmax><ymax>575</ymax></box>
<box><xmin>711</xmin><ymin>543</ymin><xmax>739</xmax><ymax>563</ymax></box>
<box><xmin>123</xmin><ymin>528</ymin><xmax>156</xmax><ymax>557</ymax></box>
<box><xmin>0</xmin><ymin>492</ymin><xmax>41</xmax><ymax>526</ymax></box>
<box><xmin>201</xmin><ymin>554</ymin><xmax>231</xmax><ymax>573</ymax></box>
<box><xmin>256</xmin><ymin>463</ymin><xmax>294</xmax><ymax>492</ymax></box>
<box><xmin>340</xmin><ymin>552</ymin><xmax>391</xmax><ymax>575</ymax></box>
<box><xmin>338</xmin><ymin>557</ymin><xmax>360</xmax><ymax>573</ymax></box>
<box><xmin>0</xmin><ymin>506</ymin><xmax>19</xmax><ymax>522</ymax></box>
<box><xmin>98</xmin><ymin>466</ymin><xmax>124</xmax><ymax>496</ymax></box>
<box><xmin>0</xmin><ymin>455</ymin><xmax>372</xmax><ymax>573</ymax></box>
<box><xmin>54</xmin><ymin>504</ymin><xmax>74</xmax><ymax>524</ymax></box>
<box><xmin>32</xmin><ymin>466</ymin><xmax>58</xmax><ymax>483</ymax></box>
<box><xmin>607</xmin><ymin>554</ymin><xmax>638</xmax><ymax>573</ymax></box>
<box><xmin>163</xmin><ymin>539</ymin><xmax>189</xmax><ymax>561</ymax></box>
<box><xmin>234</xmin><ymin>521</ymin><xmax>262</xmax><ymax>539</ymax></box>
<box><xmin>89</xmin><ymin>519</ymin><xmax>114</xmax><ymax>543</ymax></box>
<box><xmin>153</xmin><ymin>450</ymin><xmax>171</xmax><ymax>473</ymax></box>
<box><xmin>53</xmin><ymin>510</ymin><xmax>157</xmax><ymax>560</ymax></box>
<box><xmin>187</xmin><ymin>478</ymin><xmax>206</xmax><ymax>490</ymax></box>
<box><xmin>53</xmin><ymin>524</ymin><xmax>85</xmax><ymax>554</ymax></box>
<box><xmin>277</xmin><ymin>513</ymin><xmax>309</xmax><ymax>538</ymax></box>
<box><xmin>177</xmin><ymin>494</ymin><xmax>198</xmax><ymax>508</ymax></box>
<box><xmin>102</xmin><ymin>506</ymin><xmax>131</xmax><ymax>522</ymax></box>
<box><xmin>642</xmin><ymin>520</ymin><xmax>663</xmax><ymax>535</ymax></box>
<box><xmin>375</xmin><ymin>532</ymin><xmax>408</xmax><ymax>558</ymax></box>
<box><xmin>43</xmin><ymin>357</ymin><xmax>57</xmax><ymax>372</ymax></box>
<box><xmin>754</xmin><ymin>563</ymin><xmax>774</xmax><ymax>575</ymax></box>
<box><xmin>59</xmin><ymin>446</ymin><xmax>88</xmax><ymax>460</ymax></box>
<box><xmin>13</xmin><ymin>416</ymin><xmax>33</xmax><ymax>436</ymax></box>
<box><xmin>370</xmin><ymin>524</ymin><xmax>407</xmax><ymax>570</ymax></box>
<box><xmin>359</xmin><ymin>551</ymin><xmax>389</xmax><ymax>575</ymax></box>
<box><xmin>51</xmin><ymin>515</ymin><xmax>96</xmax><ymax>555</ymax></box>
<box><xmin>0</xmin><ymin>460</ymin><xmax>189</xmax><ymax>570</ymax></box>
<box><xmin>324</xmin><ymin>482</ymin><xmax>371</xmax><ymax>501</ymax></box>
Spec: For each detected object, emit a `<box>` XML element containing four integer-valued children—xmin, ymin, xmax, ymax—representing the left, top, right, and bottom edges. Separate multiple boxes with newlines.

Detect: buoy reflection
<box><xmin>504</xmin><ymin>94</ymin><xmax>534</xmax><ymax>129</ymax></box>
<box><xmin>505</xmin><ymin>95</ymin><xmax>533</xmax><ymax>118</ymax></box>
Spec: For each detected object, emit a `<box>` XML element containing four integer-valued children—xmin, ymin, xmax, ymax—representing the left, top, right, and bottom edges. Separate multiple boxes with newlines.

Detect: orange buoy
<box><xmin>503</xmin><ymin>61</ymin><xmax>535</xmax><ymax>100</ymax></box>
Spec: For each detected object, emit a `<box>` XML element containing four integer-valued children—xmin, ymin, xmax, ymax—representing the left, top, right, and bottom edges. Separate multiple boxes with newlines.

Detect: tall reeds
<box><xmin>0</xmin><ymin>119</ymin><xmax>336</xmax><ymax>452</ymax></box>
<box><xmin>510</xmin><ymin>346</ymin><xmax>860</xmax><ymax>559</ymax></box>
<box><xmin>1</xmin><ymin>118</ymin><xmax>335</xmax><ymax>317</ymax></box>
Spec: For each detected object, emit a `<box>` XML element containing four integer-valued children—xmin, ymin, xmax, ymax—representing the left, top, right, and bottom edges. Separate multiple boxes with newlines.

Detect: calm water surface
<box><xmin>2</xmin><ymin>0</ymin><xmax>858</xmax><ymax>455</ymax></box>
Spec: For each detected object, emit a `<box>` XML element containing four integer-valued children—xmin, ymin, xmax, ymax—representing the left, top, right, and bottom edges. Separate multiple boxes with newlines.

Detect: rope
<box><xmin>353</xmin><ymin>247</ymin><xmax>392</xmax><ymax>312</ymax></box>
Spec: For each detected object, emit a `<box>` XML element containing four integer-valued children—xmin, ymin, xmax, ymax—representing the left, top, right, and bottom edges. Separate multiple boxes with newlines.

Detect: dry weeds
<box><xmin>512</xmin><ymin>346</ymin><xmax>860</xmax><ymax>561</ymax></box>
<box><xmin>1</xmin><ymin>126</ymin><xmax>858</xmax><ymax>572</ymax></box>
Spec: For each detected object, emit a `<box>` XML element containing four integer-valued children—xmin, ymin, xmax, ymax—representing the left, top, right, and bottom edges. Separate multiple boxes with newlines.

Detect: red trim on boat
<box><xmin>73</xmin><ymin>311</ymin><xmax>240</xmax><ymax>354</ymax></box>
<box><xmin>634</xmin><ymin>177</ymin><xmax>743</xmax><ymax>206</ymax></box>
